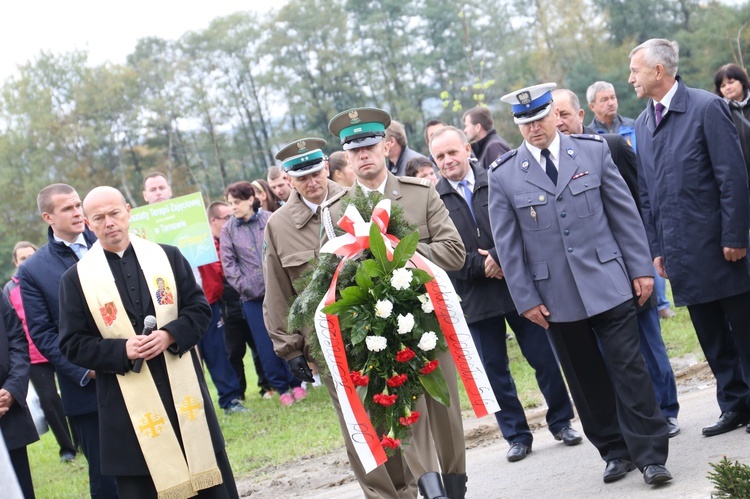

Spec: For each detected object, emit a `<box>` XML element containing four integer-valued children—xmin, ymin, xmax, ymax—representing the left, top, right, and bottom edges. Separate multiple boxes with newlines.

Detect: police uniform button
<box><xmin>557</xmin><ymin>195</ymin><xmax>563</xmax><ymax>201</ymax></box>
<box><xmin>613</xmin><ymin>250</ymin><xmax>618</xmax><ymax>254</ymax></box>
<box><xmin>564</xmin><ymin>229</ymin><xmax>570</xmax><ymax>236</ymax></box>
<box><xmin>539</xmin><ymin>195</ymin><xmax>545</xmax><ymax>202</ymax></box>
<box><xmin>584</xmin><ymin>182</ymin><xmax>589</xmax><ymax>187</ymax></box>
<box><xmin>567</xmin><ymin>247</ymin><xmax>573</xmax><ymax>253</ymax></box>
<box><xmin>560</xmin><ymin>212</ymin><xmax>566</xmax><ymax>218</ymax></box>
<box><xmin>527</xmin><ymin>198</ymin><xmax>532</xmax><ymax>203</ymax></box>
<box><xmin>533</xmin><ymin>272</ymin><xmax>537</xmax><ymax>278</ymax></box>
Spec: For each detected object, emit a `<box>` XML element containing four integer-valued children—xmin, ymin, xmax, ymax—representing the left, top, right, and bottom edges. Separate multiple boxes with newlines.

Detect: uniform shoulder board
<box><xmin>322</xmin><ymin>188</ymin><xmax>348</xmax><ymax>208</ymax></box>
<box><xmin>398</xmin><ymin>176</ymin><xmax>431</xmax><ymax>187</ymax></box>
<box><xmin>570</xmin><ymin>133</ymin><xmax>603</xmax><ymax>142</ymax></box>
<box><xmin>490</xmin><ymin>149</ymin><xmax>517</xmax><ymax>171</ymax></box>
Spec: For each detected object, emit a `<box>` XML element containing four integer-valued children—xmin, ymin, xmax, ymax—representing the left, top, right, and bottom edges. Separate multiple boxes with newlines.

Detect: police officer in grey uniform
<box><xmin>488</xmin><ymin>83</ymin><xmax>672</xmax><ymax>487</ymax></box>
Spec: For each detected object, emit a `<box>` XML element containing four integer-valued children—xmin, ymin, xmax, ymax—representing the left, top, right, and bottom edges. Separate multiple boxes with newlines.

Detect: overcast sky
<box><xmin>1</xmin><ymin>0</ymin><xmax>283</xmax><ymax>81</ymax></box>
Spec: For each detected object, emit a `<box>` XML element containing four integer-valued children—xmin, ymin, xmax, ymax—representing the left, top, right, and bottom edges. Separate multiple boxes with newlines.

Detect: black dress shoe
<box><xmin>553</xmin><ymin>426</ymin><xmax>583</xmax><ymax>446</ymax></box>
<box><xmin>702</xmin><ymin>411</ymin><xmax>750</xmax><ymax>437</ymax></box>
<box><xmin>506</xmin><ymin>442</ymin><xmax>531</xmax><ymax>462</ymax></box>
<box><xmin>643</xmin><ymin>464</ymin><xmax>673</xmax><ymax>485</ymax></box>
<box><xmin>666</xmin><ymin>417</ymin><xmax>680</xmax><ymax>438</ymax></box>
<box><xmin>603</xmin><ymin>458</ymin><xmax>636</xmax><ymax>483</ymax></box>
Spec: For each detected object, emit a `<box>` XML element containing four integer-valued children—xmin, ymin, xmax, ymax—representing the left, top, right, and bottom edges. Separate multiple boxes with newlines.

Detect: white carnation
<box><xmin>397</xmin><ymin>313</ymin><xmax>415</xmax><ymax>335</ymax></box>
<box><xmin>374</xmin><ymin>299</ymin><xmax>394</xmax><ymax>319</ymax></box>
<box><xmin>366</xmin><ymin>335</ymin><xmax>388</xmax><ymax>352</ymax></box>
<box><xmin>418</xmin><ymin>293</ymin><xmax>434</xmax><ymax>313</ymax></box>
<box><xmin>390</xmin><ymin>268</ymin><xmax>413</xmax><ymax>290</ymax></box>
<box><xmin>417</xmin><ymin>331</ymin><xmax>438</xmax><ymax>351</ymax></box>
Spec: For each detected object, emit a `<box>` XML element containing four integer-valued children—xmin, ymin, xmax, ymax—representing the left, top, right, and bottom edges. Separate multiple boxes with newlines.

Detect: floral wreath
<box><xmin>289</xmin><ymin>190</ymin><xmax>447</xmax><ymax>453</ymax></box>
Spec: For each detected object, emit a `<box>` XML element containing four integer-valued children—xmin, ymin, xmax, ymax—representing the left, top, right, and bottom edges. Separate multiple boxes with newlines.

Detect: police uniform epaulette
<box><xmin>490</xmin><ymin>149</ymin><xmax>517</xmax><ymax>171</ymax></box>
<box><xmin>322</xmin><ymin>188</ymin><xmax>347</xmax><ymax>208</ymax></box>
<box><xmin>397</xmin><ymin>176</ymin><xmax>432</xmax><ymax>187</ymax></box>
<box><xmin>570</xmin><ymin>133</ymin><xmax>603</xmax><ymax>142</ymax></box>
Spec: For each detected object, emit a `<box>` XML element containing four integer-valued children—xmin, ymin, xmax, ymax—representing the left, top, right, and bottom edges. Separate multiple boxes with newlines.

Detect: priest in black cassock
<box><xmin>59</xmin><ymin>186</ymin><xmax>238</xmax><ymax>499</ymax></box>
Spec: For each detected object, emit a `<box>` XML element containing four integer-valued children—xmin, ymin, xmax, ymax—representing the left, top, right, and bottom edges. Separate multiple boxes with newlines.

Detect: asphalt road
<box><xmin>302</xmin><ymin>367</ymin><xmax>750</xmax><ymax>499</ymax></box>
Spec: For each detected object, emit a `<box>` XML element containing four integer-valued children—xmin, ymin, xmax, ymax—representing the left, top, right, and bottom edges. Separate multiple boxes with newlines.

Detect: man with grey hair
<box><xmin>630</xmin><ymin>38</ymin><xmax>750</xmax><ymax>437</ymax></box>
<box><xmin>586</xmin><ymin>81</ymin><xmax>638</xmax><ymax>153</ymax></box>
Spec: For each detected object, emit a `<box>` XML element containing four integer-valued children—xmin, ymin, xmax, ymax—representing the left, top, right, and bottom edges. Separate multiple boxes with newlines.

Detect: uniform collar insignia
<box><xmin>521</xmin><ymin>159</ymin><xmax>529</xmax><ymax>171</ymax></box>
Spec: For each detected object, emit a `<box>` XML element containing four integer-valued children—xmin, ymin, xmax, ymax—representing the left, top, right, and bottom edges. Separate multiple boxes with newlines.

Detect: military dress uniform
<box><xmin>489</xmin><ymin>84</ymin><xmax>670</xmax><ymax>484</ymax></box>
<box><xmin>325</xmin><ymin>108</ymin><xmax>468</xmax><ymax>499</ymax></box>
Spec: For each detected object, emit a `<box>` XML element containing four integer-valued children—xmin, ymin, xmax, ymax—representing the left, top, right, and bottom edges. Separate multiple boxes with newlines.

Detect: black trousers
<box><xmin>547</xmin><ymin>300</ymin><xmax>669</xmax><ymax>470</ymax></box>
<box><xmin>115</xmin><ymin>449</ymin><xmax>238</xmax><ymax>499</ymax></box>
<box><xmin>687</xmin><ymin>290</ymin><xmax>750</xmax><ymax>413</ymax></box>
<box><xmin>28</xmin><ymin>362</ymin><xmax>76</xmax><ymax>456</ymax></box>
<box><xmin>9</xmin><ymin>446</ymin><xmax>35</xmax><ymax>499</ymax></box>
<box><xmin>222</xmin><ymin>313</ymin><xmax>269</xmax><ymax>395</ymax></box>
<box><xmin>69</xmin><ymin>412</ymin><xmax>118</xmax><ymax>499</ymax></box>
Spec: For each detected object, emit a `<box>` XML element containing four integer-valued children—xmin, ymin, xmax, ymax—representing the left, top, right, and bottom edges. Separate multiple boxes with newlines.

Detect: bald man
<box><xmin>59</xmin><ymin>187</ymin><xmax>238</xmax><ymax>498</ymax></box>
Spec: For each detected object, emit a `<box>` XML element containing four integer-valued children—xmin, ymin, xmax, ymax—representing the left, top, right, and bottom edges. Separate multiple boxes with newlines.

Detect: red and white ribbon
<box><xmin>316</xmin><ymin>200</ymin><xmax>499</xmax><ymax>473</ymax></box>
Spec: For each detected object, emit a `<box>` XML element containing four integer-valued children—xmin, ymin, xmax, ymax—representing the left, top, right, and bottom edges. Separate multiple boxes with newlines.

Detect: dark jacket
<box><xmin>58</xmin><ymin>243</ymin><xmax>220</xmax><ymax>476</ymax></box>
<box><xmin>636</xmin><ymin>76</ymin><xmax>750</xmax><ymax>306</ymax></box>
<box><xmin>388</xmin><ymin>146</ymin><xmax>427</xmax><ymax>177</ymax></box>
<box><xmin>0</xmin><ymin>292</ymin><xmax>39</xmax><ymax>451</ymax></box>
<box><xmin>472</xmin><ymin>129</ymin><xmax>511</xmax><ymax>170</ymax></box>
<box><xmin>726</xmin><ymin>100</ymin><xmax>750</xmax><ymax>182</ymax></box>
<box><xmin>436</xmin><ymin>165</ymin><xmax>516</xmax><ymax>323</ymax></box>
<box><xmin>582</xmin><ymin>126</ymin><xmax>655</xmax><ymax>311</ymax></box>
<box><xmin>18</xmin><ymin>227</ymin><xmax>99</xmax><ymax>417</ymax></box>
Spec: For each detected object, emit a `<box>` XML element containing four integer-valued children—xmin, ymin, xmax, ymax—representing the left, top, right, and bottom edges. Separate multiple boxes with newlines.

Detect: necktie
<box><xmin>71</xmin><ymin>243</ymin><xmax>86</xmax><ymax>259</ymax></box>
<box><xmin>654</xmin><ymin>102</ymin><xmax>665</xmax><ymax>126</ymax></box>
<box><xmin>541</xmin><ymin>148</ymin><xmax>557</xmax><ymax>186</ymax></box>
<box><xmin>458</xmin><ymin>180</ymin><xmax>476</xmax><ymax>223</ymax></box>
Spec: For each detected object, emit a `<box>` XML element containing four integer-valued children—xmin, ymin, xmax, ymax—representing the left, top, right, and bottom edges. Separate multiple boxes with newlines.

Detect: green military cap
<box><xmin>328</xmin><ymin>107</ymin><xmax>392</xmax><ymax>150</ymax></box>
<box><xmin>275</xmin><ymin>138</ymin><xmax>327</xmax><ymax>178</ymax></box>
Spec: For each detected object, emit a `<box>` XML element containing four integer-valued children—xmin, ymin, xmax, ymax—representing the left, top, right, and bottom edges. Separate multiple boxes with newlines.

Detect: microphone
<box><xmin>132</xmin><ymin>315</ymin><xmax>157</xmax><ymax>374</ymax></box>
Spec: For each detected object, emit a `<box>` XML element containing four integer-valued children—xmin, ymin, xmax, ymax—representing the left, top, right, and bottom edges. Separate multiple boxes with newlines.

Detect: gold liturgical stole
<box><xmin>77</xmin><ymin>235</ymin><xmax>221</xmax><ymax>499</ymax></box>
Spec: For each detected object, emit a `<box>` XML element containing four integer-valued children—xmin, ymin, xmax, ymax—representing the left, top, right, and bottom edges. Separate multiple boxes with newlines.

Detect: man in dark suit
<box><xmin>58</xmin><ymin>186</ymin><xmax>238</xmax><ymax>498</ymax></box>
<box><xmin>462</xmin><ymin>106</ymin><xmax>511</xmax><ymax>169</ymax></box>
<box><xmin>490</xmin><ymin>82</ymin><xmax>671</xmax><ymax>486</ymax></box>
<box><xmin>430</xmin><ymin>125</ymin><xmax>582</xmax><ymax>463</ymax></box>
<box><xmin>553</xmin><ymin>88</ymin><xmax>681</xmax><ymax>437</ymax></box>
<box><xmin>18</xmin><ymin>183</ymin><xmax>118</xmax><ymax>499</ymax></box>
<box><xmin>630</xmin><ymin>38</ymin><xmax>750</xmax><ymax>437</ymax></box>
<box><xmin>0</xmin><ymin>291</ymin><xmax>38</xmax><ymax>498</ymax></box>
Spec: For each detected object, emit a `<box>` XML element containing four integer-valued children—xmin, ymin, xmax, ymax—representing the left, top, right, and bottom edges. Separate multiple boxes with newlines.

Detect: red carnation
<box><xmin>386</xmin><ymin>373</ymin><xmax>408</xmax><ymax>388</ymax></box>
<box><xmin>350</xmin><ymin>371</ymin><xmax>370</xmax><ymax>387</ymax></box>
<box><xmin>399</xmin><ymin>410</ymin><xmax>421</xmax><ymax>426</ymax></box>
<box><xmin>395</xmin><ymin>347</ymin><xmax>416</xmax><ymax>363</ymax></box>
<box><xmin>420</xmin><ymin>359</ymin><xmax>439</xmax><ymax>375</ymax></box>
<box><xmin>373</xmin><ymin>393</ymin><xmax>398</xmax><ymax>406</ymax></box>
<box><xmin>381</xmin><ymin>434</ymin><xmax>401</xmax><ymax>449</ymax></box>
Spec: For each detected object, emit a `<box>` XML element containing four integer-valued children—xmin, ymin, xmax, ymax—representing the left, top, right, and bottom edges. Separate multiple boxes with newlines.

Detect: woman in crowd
<box><xmin>220</xmin><ymin>181</ymin><xmax>305</xmax><ymax>406</ymax></box>
<box><xmin>4</xmin><ymin>241</ymin><xmax>77</xmax><ymax>463</ymax></box>
<box><xmin>714</xmin><ymin>63</ymin><xmax>750</xmax><ymax>181</ymax></box>
<box><xmin>251</xmin><ymin>179</ymin><xmax>282</xmax><ymax>213</ymax></box>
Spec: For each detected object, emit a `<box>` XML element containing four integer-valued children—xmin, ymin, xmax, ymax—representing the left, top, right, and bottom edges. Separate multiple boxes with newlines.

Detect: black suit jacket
<box><xmin>436</xmin><ymin>165</ymin><xmax>516</xmax><ymax>323</ymax></box>
<box><xmin>0</xmin><ymin>292</ymin><xmax>39</xmax><ymax>450</ymax></box>
<box><xmin>58</xmin><ymin>243</ymin><xmax>220</xmax><ymax>476</ymax></box>
<box><xmin>582</xmin><ymin>126</ymin><xmax>655</xmax><ymax>311</ymax></box>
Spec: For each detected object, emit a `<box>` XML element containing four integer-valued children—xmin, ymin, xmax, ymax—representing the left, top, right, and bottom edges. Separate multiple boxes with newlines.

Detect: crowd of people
<box><xmin>2</xmin><ymin>37</ymin><xmax>750</xmax><ymax>498</ymax></box>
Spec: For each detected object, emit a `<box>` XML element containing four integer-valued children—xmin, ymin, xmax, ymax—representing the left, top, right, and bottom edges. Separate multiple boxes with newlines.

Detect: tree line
<box><xmin>0</xmin><ymin>0</ymin><xmax>748</xmax><ymax>279</ymax></box>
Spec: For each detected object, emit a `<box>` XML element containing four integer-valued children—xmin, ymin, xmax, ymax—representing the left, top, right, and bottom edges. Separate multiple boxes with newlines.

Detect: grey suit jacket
<box><xmin>488</xmin><ymin>132</ymin><xmax>653</xmax><ymax>322</ymax></box>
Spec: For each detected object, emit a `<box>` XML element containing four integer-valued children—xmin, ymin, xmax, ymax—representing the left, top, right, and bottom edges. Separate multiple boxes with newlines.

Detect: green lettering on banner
<box><xmin>130</xmin><ymin>192</ymin><xmax>217</xmax><ymax>267</ymax></box>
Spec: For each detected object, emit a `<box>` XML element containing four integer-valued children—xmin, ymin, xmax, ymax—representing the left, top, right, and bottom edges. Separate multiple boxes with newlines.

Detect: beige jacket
<box><xmin>262</xmin><ymin>180</ymin><xmax>344</xmax><ymax>361</ymax></box>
